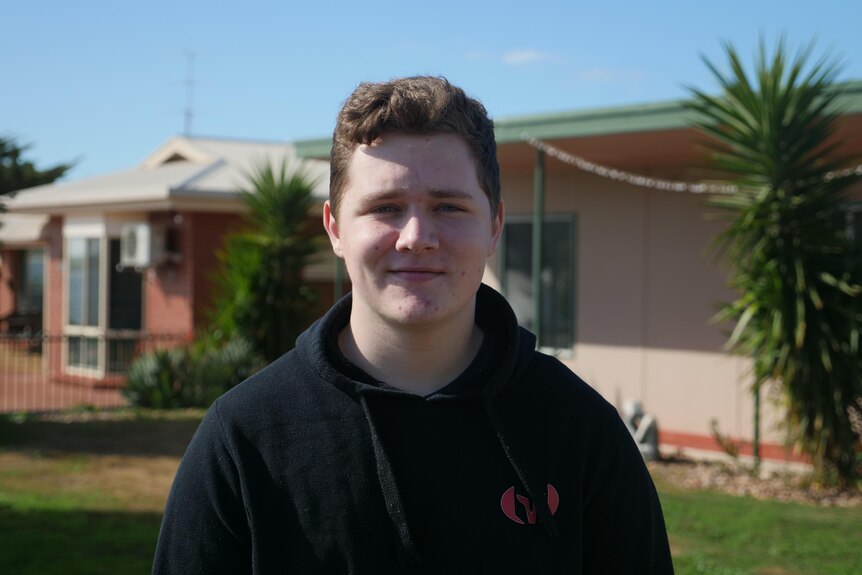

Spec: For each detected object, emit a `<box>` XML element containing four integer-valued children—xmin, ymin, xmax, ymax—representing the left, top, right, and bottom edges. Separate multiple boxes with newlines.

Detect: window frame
<box><xmin>62</xmin><ymin>217</ymin><xmax>146</xmax><ymax>378</ymax></box>
<box><xmin>64</xmin><ymin>234</ymin><xmax>105</xmax><ymax>376</ymax></box>
<box><xmin>499</xmin><ymin>213</ymin><xmax>577</xmax><ymax>354</ymax></box>
<box><xmin>14</xmin><ymin>247</ymin><xmax>45</xmax><ymax>315</ymax></box>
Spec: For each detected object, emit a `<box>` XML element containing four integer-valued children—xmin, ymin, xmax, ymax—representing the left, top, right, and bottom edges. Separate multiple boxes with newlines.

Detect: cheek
<box><xmin>456</xmin><ymin>227</ymin><xmax>496</xmax><ymax>255</ymax></box>
<box><xmin>347</xmin><ymin>227</ymin><xmax>395</xmax><ymax>259</ymax></box>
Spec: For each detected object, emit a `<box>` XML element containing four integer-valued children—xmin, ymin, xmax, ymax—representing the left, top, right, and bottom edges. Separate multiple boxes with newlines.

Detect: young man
<box><xmin>153</xmin><ymin>76</ymin><xmax>674</xmax><ymax>573</ymax></box>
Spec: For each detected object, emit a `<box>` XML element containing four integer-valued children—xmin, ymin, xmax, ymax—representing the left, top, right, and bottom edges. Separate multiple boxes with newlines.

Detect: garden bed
<box><xmin>650</xmin><ymin>456</ymin><xmax>862</xmax><ymax>508</ymax></box>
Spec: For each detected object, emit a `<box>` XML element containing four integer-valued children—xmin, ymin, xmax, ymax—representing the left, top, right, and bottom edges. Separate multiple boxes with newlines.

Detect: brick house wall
<box><xmin>145</xmin><ymin>212</ymin><xmax>195</xmax><ymax>337</ymax></box>
<box><xmin>33</xmin><ymin>209</ymin><xmax>336</xmax><ymax>384</ymax></box>
<box><xmin>143</xmin><ymin>211</ymin><xmax>242</xmax><ymax>338</ymax></box>
<box><xmin>189</xmin><ymin>211</ymin><xmax>243</xmax><ymax>331</ymax></box>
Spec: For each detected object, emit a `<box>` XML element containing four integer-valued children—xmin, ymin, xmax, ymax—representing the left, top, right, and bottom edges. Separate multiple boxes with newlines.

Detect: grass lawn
<box><xmin>0</xmin><ymin>409</ymin><xmax>860</xmax><ymax>574</ymax></box>
<box><xmin>0</xmin><ymin>409</ymin><xmax>201</xmax><ymax>575</ymax></box>
<box><xmin>657</xmin><ymin>477</ymin><xmax>862</xmax><ymax>574</ymax></box>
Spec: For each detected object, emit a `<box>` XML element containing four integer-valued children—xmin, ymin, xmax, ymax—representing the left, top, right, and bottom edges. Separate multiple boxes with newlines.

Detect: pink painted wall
<box><xmin>494</xmin><ymin>167</ymin><xmax>800</xmax><ymax>453</ymax></box>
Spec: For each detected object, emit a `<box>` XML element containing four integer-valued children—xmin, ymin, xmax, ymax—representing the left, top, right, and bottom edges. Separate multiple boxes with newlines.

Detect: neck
<box><xmin>340</xmin><ymin>303</ymin><xmax>483</xmax><ymax>396</ymax></box>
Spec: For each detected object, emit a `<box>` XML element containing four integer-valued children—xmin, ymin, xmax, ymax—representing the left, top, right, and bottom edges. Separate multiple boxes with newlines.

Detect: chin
<box><xmin>386</xmin><ymin>301</ymin><xmax>446</xmax><ymax>326</ymax></box>
<box><xmin>385</xmin><ymin>294</ymin><xmax>476</xmax><ymax>328</ymax></box>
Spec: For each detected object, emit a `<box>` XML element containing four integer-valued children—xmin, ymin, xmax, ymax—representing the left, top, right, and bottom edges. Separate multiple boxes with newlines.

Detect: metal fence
<box><xmin>0</xmin><ymin>332</ymin><xmax>189</xmax><ymax>413</ymax></box>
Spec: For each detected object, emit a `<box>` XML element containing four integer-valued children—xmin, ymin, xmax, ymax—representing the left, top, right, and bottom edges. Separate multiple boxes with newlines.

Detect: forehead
<box><xmin>344</xmin><ymin>133</ymin><xmax>480</xmax><ymax>194</ymax></box>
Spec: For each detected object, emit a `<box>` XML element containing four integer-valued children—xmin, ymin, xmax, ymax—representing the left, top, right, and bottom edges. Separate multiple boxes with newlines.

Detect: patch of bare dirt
<box><xmin>0</xmin><ymin>451</ymin><xmax>181</xmax><ymax>512</ymax></box>
<box><xmin>649</xmin><ymin>455</ymin><xmax>862</xmax><ymax>508</ymax></box>
<box><xmin>0</xmin><ymin>410</ymin><xmax>201</xmax><ymax>513</ymax></box>
<box><xmin>0</xmin><ymin>408</ymin><xmax>203</xmax><ymax>457</ymax></box>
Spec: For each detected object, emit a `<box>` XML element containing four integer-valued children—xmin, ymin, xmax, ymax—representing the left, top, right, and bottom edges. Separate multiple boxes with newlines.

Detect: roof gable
<box><xmin>7</xmin><ymin>136</ymin><xmax>330</xmax><ymax>215</ymax></box>
<box><xmin>140</xmin><ymin>137</ymin><xmax>217</xmax><ymax>168</ymax></box>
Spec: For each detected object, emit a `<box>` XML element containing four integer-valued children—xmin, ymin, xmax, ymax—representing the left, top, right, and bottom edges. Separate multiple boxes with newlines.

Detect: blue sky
<box><xmin>5</xmin><ymin>0</ymin><xmax>862</xmax><ymax>180</ymax></box>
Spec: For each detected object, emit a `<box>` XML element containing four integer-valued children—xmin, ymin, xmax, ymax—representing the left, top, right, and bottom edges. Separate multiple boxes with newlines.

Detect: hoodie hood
<box><xmin>296</xmin><ymin>283</ymin><xmax>537</xmax><ymax>402</ymax></box>
<box><xmin>294</xmin><ymin>283</ymin><xmax>554</xmax><ymax>567</ymax></box>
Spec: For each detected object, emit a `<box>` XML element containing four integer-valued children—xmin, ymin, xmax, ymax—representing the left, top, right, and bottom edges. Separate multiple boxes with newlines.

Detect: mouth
<box><xmin>389</xmin><ymin>268</ymin><xmax>444</xmax><ymax>281</ymax></box>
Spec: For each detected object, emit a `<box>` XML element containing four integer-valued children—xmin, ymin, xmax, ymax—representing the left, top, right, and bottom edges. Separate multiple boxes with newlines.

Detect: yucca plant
<box><xmin>210</xmin><ymin>159</ymin><xmax>326</xmax><ymax>362</ymax></box>
<box><xmin>186</xmin><ymin>336</ymin><xmax>266</xmax><ymax>406</ymax></box>
<box><xmin>687</xmin><ymin>39</ymin><xmax>862</xmax><ymax>483</ymax></box>
<box><xmin>123</xmin><ymin>347</ymin><xmax>193</xmax><ymax>408</ymax></box>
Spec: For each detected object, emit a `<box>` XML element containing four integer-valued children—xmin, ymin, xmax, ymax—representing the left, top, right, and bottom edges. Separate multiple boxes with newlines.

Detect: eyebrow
<box><xmin>429</xmin><ymin>189</ymin><xmax>475</xmax><ymax>200</ymax></box>
<box><xmin>359</xmin><ymin>189</ymin><xmax>476</xmax><ymax>204</ymax></box>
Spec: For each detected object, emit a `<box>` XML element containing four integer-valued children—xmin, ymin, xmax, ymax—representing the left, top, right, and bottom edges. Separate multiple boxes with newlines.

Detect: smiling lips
<box><xmin>389</xmin><ymin>267</ymin><xmax>444</xmax><ymax>281</ymax></box>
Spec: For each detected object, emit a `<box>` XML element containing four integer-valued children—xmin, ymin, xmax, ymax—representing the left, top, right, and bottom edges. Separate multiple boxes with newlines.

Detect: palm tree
<box><xmin>687</xmin><ymin>39</ymin><xmax>862</xmax><ymax>483</ymax></box>
<box><xmin>210</xmin><ymin>159</ymin><xmax>325</xmax><ymax>363</ymax></box>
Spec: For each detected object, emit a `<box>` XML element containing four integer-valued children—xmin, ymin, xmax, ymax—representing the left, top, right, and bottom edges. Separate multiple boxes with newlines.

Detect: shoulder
<box><xmin>216</xmin><ymin>350</ymin><xmax>303</xmax><ymax>411</ymax></box>
<box><xmin>208</xmin><ymin>349</ymin><xmax>348</xmax><ymax>439</ymax></box>
<box><xmin>496</xmin><ymin>348</ymin><xmax>624</xmax><ymax>448</ymax></box>
<box><xmin>516</xmin><ymin>350</ymin><xmax>617</xmax><ymax>418</ymax></box>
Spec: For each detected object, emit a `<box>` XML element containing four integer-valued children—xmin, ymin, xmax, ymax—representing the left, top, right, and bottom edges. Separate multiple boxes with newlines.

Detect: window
<box><xmin>15</xmin><ymin>248</ymin><xmax>44</xmax><ymax>313</ymax></box>
<box><xmin>846</xmin><ymin>205</ymin><xmax>862</xmax><ymax>243</ymax></box>
<box><xmin>108</xmin><ymin>239</ymin><xmax>142</xmax><ymax>330</ymax></box>
<box><xmin>108</xmin><ymin>239</ymin><xmax>143</xmax><ymax>374</ymax></box>
<box><xmin>66</xmin><ymin>237</ymin><xmax>101</xmax><ymax>370</ymax></box>
<box><xmin>502</xmin><ymin>216</ymin><xmax>576</xmax><ymax>350</ymax></box>
<box><xmin>68</xmin><ymin>336</ymin><xmax>100</xmax><ymax>370</ymax></box>
<box><xmin>68</xmin><ymin>238</ymin><xmax>100</xmax><ymax>327</ymax></box>
<box><xmin>63</xmin><ymin>219</ymin><xmax>149</xmax><ymax>377</ymax></box>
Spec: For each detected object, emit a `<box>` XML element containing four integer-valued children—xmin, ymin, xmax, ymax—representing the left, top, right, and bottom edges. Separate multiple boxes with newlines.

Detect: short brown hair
<box><xmin>329</xmin><ymin>76</ymin><xmax>500</xmax><ymax>217</ymax></box>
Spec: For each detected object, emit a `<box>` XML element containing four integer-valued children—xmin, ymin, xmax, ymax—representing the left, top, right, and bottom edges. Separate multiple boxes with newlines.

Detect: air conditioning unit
<box><xmin>120</xmin><ymin>223</ymin><xmax>158</xmax><ymax>269</ymax></box>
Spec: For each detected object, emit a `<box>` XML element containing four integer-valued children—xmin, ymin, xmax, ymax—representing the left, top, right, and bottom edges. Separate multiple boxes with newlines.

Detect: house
<box><xmin>1</xmin><ymin>136</ymin><xmax>331</xmax><ymax>384</ymax></box>
<box><xmin>4</xmin><ymin>83</ymin><xmax>861</xmax><ymax>462</ymax></box>
<box><xmin>293</xmin><ymin>81</ymin><xmax>862</xmax><ymax>463</ymax></box>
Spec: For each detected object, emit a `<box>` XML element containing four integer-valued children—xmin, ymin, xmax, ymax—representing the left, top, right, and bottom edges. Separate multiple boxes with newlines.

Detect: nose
<box><xmin>395</xmin><ymin>213</ymin><xmax>439</xmax><ymax>252</ymax></box>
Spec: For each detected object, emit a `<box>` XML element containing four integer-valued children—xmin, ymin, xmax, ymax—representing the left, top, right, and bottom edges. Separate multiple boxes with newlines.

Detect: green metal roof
<box><xmin>295</xmin><ymin>136</ymin><xmax>335</xmax><ymax>159</ymax></box>
<box><xmin>493</xmin><ymin>99</ymin><xmax>695</xmax><ymax>143</ymax></box>
<box><xmin>294</xmin><ymin>80</ymin><xmax>862</xmax><ymax>159</ymax></box>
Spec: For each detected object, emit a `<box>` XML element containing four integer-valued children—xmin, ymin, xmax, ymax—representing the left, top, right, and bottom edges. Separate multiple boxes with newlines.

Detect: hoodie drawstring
<box><xmin>484</xmin><ymin>396</ymin><xmax>560</xmax><ymax>539</ymax></box>
<box><xmin>359</xmin><ymin>394</ymin><xmax>423</xmax><ymax>567</ymax></box>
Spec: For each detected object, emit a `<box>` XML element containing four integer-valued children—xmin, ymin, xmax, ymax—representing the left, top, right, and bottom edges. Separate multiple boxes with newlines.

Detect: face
<box><xmin>323</xmin><ymin>133</ymin><xmax>503</xmax><ymax>330</ymax></box>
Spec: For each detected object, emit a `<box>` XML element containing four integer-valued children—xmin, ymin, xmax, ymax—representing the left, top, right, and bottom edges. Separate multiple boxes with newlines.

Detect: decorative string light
<box><xmin>825</xmin><ymin>165</ymin><xmax>862</xmax><ymax>181</ymax></box>
<box><xmin>521</xmin><ymin>133</ymin><xmax>862</xmax><ymax>194</ymax></box>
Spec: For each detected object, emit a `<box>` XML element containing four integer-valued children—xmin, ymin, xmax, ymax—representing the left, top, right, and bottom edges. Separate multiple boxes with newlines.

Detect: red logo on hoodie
<box><xmin>500</xmin><ymin>484</ymin><xmax>560</xmax><ymax>525</ymax></box>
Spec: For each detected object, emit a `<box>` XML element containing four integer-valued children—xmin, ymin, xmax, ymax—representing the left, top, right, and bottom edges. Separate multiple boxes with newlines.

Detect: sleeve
<box><xmin>152</xmin><ymin>400</ymin><xmax>252</xmax><ymax>575</ymax></box>
<box><xmin>581</xmin><ymin>414</ymin><xmax>674</xmax><ymax>574</ymax></box>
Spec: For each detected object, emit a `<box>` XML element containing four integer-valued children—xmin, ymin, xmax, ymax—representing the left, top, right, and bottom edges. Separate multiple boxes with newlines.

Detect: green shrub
<box><xmin>209</xmin><ymin>160</ymin><xmax>325</xmax><ymax>363</ymax></box>
<box><xmin>123</xmin><ymin>348</ymin><xmax>193</xmax><ymax>408</ymax></box>
<box><xmin>124</xmin><ymin>338</ymin><xmax>264</xmax><ymax>409</ymax></box>
<box><xmin>185</xmin><ymin>337</ymin><xmax>265</xmax><ymax>407</ymax></box>
<box><xmin>687</xmin><ymin>39</ymin><xmax>862</xmax><ymax>483</ymax></box>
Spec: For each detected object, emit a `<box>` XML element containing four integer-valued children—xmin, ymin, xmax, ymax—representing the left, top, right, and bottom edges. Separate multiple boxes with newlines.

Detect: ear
<box><xmin>323</xmin><ymin>200</ymin><xmax>344</xmax><ymax>258</ymax></box>
<box><xmin>488</xmin><ymin>199</ymin><xmax>505</xmax><ymax>256</ymax></box>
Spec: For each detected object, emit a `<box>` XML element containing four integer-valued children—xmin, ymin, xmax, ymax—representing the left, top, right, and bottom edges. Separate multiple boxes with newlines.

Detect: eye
<box><xmin>369</xmin><ymin>204</ymin><xmax>400</xmax><ymax>214</ymax></box>
<box><xmin>436</xmin><ymin>203</ymin><xmax>465</xmax><ymax>213</ymax></box>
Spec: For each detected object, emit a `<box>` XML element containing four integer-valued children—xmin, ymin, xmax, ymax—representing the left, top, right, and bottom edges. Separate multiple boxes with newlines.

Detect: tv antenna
<box><xmin>183</xmin><ymin>50</ymin><xmax>195</xmax><ymax>136</ymax></box>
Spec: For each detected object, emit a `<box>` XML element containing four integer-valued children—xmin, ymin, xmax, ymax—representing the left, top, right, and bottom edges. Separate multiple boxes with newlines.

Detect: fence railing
<box><xmin>0</xmin><ymin>332</ymin><xmax>190</xmax><ymax>413</ymax></box>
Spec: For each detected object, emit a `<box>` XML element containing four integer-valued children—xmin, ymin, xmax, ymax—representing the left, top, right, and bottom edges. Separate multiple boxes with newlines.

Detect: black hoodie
<box><xmin>153</xmin><ymin>285</ymin><xmax>674</xmax><ymax>574</ymax></box>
